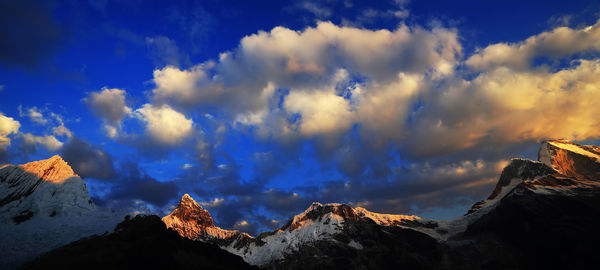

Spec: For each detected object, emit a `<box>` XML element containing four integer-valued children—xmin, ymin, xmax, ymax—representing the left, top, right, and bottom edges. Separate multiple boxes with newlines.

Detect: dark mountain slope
<box><xmin>20</xmin><ymin>215</ymin><xmax>257</xmax><ymax>270</ymax></box>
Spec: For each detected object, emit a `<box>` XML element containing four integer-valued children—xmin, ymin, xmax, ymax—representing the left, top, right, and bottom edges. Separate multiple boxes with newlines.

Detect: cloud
<box><xmin>0</xmin><ymin>113</ymin><xmax>20</xmax><ymax>149</ymax></box>
<box><xmin>297</xmin><ymin>2</ymin><xmax>331</xmax><ymax>18</ymax></box>
<box><xmin>60</xmin><ymin>137</ymin><xmax>116</xmax><ymax>179</ymax></box>
<box><xmin>146</xmin><ymin>35</ymin><xmax>189</xmax><ymax>67</ymax></box>
<box><xmin>84</xmin><ymin>88</ymin><xmax>132</xmax><ymax>137</ymax></box>
<box><xmin>19</xmin><ymin>133</ymin><xmax>63</xmax><ymax>152</ymax></box>
<box><xmin>107</xmin><ymin>162</ymin><xmax>178</xmax><ymax>207</ymax></box>
<box><xmin>134</xmin><ymin>103</ymin><xmax>194</xmax><ymax>145</ymax></box>
<box><xmin>18</xmin><ymin>106</ymin><xmax>47</xmax><ymax>125</ymax></box>
<box><xmin>199</xmin><ymin>197</ymin><xmax>224</xmax><ymax>208</ymax></box>
<box><xmin>210</xmin><ymin>20</ymin><xmax>600</xmax><ymax>159</ymax></box>
<box><xmin>406</xmin><ymin>59</ymin><xmax>600</xmax><ymax>158</ymax></box>
<box><xmin>466</xmin><ymin>20</ymin><xmax>600</xmax><ymax>71</ymax></box>
<box><xmin>60</xmin><ymin>18</ymin><xmax>600</xmax><ymax>234</ymax></box>
<box><xmin>147</xmin><ymin>21</ymin><xmax>461</xmax><ymax>142</ymax></box>
<box><xmin>0</xmin><ymin>0</ymin><xmax>64</xmax><ymax>68</ymax></box>
<box><xmin>53</xmin><ymin>123</ymin><xmax>73</xmax><ymax>138</ymax></box>
<box><xmin>284</xmin><ymin>89</ymin><xmax>353</xmax><ymax>137</ymax></box>
<box><xmin>151</xmin><ymin>63</ymin><xmax>223</xmax><ymax>109</ymax></box>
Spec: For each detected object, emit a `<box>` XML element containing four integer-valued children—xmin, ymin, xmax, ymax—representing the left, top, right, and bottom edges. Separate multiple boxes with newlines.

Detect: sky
<box><xmin>1</xmin><ymin>0</ymin><xmax>600</xmax><ymax>235</ymax></box>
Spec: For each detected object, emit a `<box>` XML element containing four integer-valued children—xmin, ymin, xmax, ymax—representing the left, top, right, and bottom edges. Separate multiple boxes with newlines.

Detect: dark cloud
<box><xmin>107</xmin><ymin>162</ymin><xmax>179</xmax><ymax>207</ymax></box>
<box><xmin>60</xmin><ymin>137</ymin><xmax>116</xmax><ymax>180</ymax></box>
<box><xmin>172</xmin><ymin>140</ymin><xmax>508</xmax><ymax>235</ymax></box>
<box><xmin>0</xmin><ymin>0</ymin><xmax>64</xmax><ymax>68</ymax></box>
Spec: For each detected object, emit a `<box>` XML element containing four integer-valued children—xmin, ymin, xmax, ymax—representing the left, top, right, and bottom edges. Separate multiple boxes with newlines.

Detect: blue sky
<box><xmin>1</xmin><ymin>0</ymin><xmax>600</xmax><ymax>235</ymax></box>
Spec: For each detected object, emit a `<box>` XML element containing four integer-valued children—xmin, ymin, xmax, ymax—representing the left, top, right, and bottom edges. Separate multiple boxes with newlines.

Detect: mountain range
<box><xmin>2</xmin><ymin>139</ymin><xmax>600</xmax><ymax>269</ymax></box>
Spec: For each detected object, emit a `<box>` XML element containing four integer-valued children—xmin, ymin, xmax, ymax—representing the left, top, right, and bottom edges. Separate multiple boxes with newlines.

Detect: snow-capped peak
<box><xmin>279</xmin><ymin>202</ymin><xmax>357</xmax><ymax>232</ymax></box>
<box><xmin>1</xmin><ymin>155</ymin><xmax>95</xmax><ymax>220</ymax></box>
<box><xmin>0</xmin><ymin>156</ymin><xmax>125</xmax><ymax>269</ymax></box>
<box><xmin>18</xmin><ymin>155</ymin><xmax>78</xmax><ymax>183</ymax></box>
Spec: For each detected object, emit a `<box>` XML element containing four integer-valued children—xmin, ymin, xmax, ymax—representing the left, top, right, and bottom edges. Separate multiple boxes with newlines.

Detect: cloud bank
<box><xmin>81</xmin><ymin>18</ymin><xmax>600</xmax><ymax>234</ymax></box>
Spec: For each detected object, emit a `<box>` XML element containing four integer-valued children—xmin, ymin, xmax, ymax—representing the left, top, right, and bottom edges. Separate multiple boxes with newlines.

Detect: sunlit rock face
<box><xmin>162</xmin><ymin>194</ymin><xmax>215</xmax><ymax>239</ymax></box>
<box><xmin>0</xmin><ymin>156</ymin><xmax>124</xmax><ymax>270</ymax></box>
<box><xmin>162</xmin><ymin>194</ymin><xmax>253</xmax><ymax>246</ymax></box>
<box><xmin>539</xmin><ymin>139</ymin><xmax>600</xmax><ymax>181</ymax></box>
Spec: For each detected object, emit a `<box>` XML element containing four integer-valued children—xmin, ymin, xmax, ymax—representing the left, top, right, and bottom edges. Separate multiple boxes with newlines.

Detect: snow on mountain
<box><xmin>0</xmin><ymin>155</ymin><xmax>125</xmax><ymax>269</ymax></box>
<box><xmin>163</xmin><ymin>139</ymin><xmax>600</xmax><ymax>268</ymax></box>
<box><xmin>164</xmin><ymin>196</ymin><xmax>437</xmax><ymax>267</ymax></box>
<box><xmin>438</xmin><ymin>139</ymin><xmax>600</xmax><ymax>241</ymax></box>
<box><xmin>0</xmin><ymin>155</ymin><xmax>96</xmax><ymax>223</ymax></box>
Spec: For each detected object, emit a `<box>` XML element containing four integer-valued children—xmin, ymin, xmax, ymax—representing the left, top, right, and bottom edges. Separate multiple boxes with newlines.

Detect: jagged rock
<box><xmin>162</xmin><ymin>194</ymin><xmax>253</xmax><ymax>247</ymax></box>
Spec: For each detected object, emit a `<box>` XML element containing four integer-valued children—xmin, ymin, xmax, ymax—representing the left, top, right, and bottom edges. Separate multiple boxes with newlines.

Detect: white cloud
<box><xmin>151</xmin><ymin>63</ymin><xmax>224</xmax><ymax>109</ymax></box>
<box><xmin>284</xmin><ymin>89</ymin><xmax>353</xmax><ymax>137</ymax></box>
<box><xmin>0</xmin><ymin>113</ymin><xmax>20</xmax><ymax>149</ymax></box>
<box><xmin>84</xmin><ymin>88</ymin><xmax>132</xmax><ymax>137</ymax></box>
<box><xmin>199</xmin><ymin>197</ymin><xmax>224</xmax><ymax>207</ymax></box>
<box><xmin>466</xmin><ymin>20</ymin><xmax>600</xmax><ymax>71</ymax></box>
<box><xmin>142</xmin><ymin>20</ymin><xmax>600</xmax><ymax>159</ymax></box>
<box><xmin>405</xmin><ymin>59</ymin><xmax>600</xmax><ymax>157</ymax></box>
<box><xmin>233</xmin><ymin>220</ymin><xmax>250</xmax><ymax>230</ymax></box>
<box><xmin>18</xmin><ymin>106</ymin><xmax>48</xmax><ymax>125</ymax></box>
<box><xmin>52</xmin><ymin>123</ymin><xmax>73</xmax><ymax>138</ymax></box>
<box><xmin>148</xmin><ymin>22</ymin><xmax>460</xmax><ymax>141</ymax></box>
<box><xmin>135</xmin><ymin>104</ymin><xmax>193</xmax><ymax>145</ymax></box>
<box><xmin>20</xmin><ymin>133</ymin><xmax>63</xmax><ymax>151</ymax></box>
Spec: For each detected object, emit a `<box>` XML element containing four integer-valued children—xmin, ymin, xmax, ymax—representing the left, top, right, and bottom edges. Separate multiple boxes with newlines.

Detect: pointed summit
<box><xmin>162</xmin><ymin>194</ymin><xmax>252</xmax><ymax>243</ymax></box>
<box><xmin>19</xmin><ymin>155</ymin><xmax>77</xmax><ymax>183</ymax></box>
<box><xmin>1</xmin><ymin>155</ymin><xmax>95</xmax><ymax>222</ymax></box>
<box><xmin>168</xmin><ymin>194</ymin><xmax>214</xmax><ymax>228</ymax></box>
<box><xmin>178</xmin><ymin>193</ymin><xmax>200</xmax><ymax>208</ymax></box>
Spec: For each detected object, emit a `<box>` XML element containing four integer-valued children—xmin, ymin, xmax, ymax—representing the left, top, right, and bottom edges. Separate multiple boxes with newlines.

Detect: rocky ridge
<box><xmin>162</xmin><ymin>139</ymin><xmax>600</xmax><ymax>269</ymax></box>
